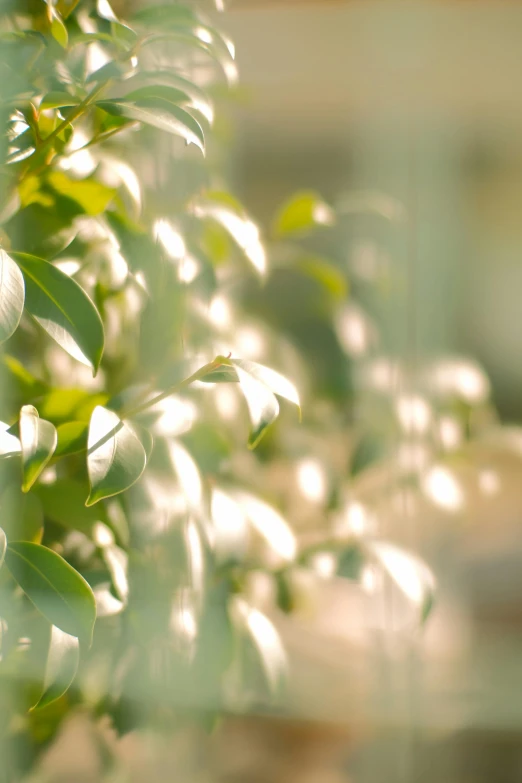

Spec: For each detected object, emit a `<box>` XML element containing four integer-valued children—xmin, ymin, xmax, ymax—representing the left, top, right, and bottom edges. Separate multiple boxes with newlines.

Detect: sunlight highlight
<box><xmin>169</xmin><ymin>442</ymin><xmax>203</xmax><ymax>511</ymax></box>
<box><xmin>423</xmin><ymin>465</ymin><xmax>464</xmax><ymax>511</ymax></box>
<box><xmin>296</xmin><ymin>458</ymin><xmax>327</xmax><ymax>504</ymax></box>
<box><xmin>368</xmin><ymin>541</ymin><xmax>436</xmax><ymax>607</ymax></box>
<box><xmin>153</xmin><ymin>218</ymin><xmax>186</xmax><ymax>261</ymax></box>
<box><xmin>211</xmin><ymin>487</ymin><xmax>248</xmax><ymax>559</ymax></box>
<box><xmin>234</xmin><ymin>491</ymin><xmax>296</xmax><ymax>563</ymax></box>
<box><xmin>395</xmin><ymin>394</ymin><xmax>432</xmax><ymax>434</ymax></box>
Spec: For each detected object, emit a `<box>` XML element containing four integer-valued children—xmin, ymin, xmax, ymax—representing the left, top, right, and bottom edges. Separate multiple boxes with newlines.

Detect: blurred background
<box><xmin>4</xmin><ymin>1</ymin><xmax>522</xmax><ymax>782</ymax></box>
<box><xmin>206</xmin><ymin>2</ymin><xmax>522</xmax><ymax>781</ymax></box>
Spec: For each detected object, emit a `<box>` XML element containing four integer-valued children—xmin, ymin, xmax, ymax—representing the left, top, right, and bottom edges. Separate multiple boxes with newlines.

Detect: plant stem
<box><xmin>120</xmin><ymin>358</ymin><xmax>221</xmax><ymax>419</ymax></box>
<box><xmin>19</xmin><ymin>78</ymin><xmax>112</xmax><ymax>181</ymax></box>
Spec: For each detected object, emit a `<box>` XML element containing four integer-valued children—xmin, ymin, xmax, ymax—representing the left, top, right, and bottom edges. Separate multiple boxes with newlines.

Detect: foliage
<box><xmin>0</xmin><ymin>1</ymin><xmax>441</xmax><ymax>778</ymax></box>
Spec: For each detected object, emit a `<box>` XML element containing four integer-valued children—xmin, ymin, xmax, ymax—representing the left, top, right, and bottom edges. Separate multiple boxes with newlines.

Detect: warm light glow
<box><xmin>211</xmin><ymin>488</ymin><xmax>248</xmax><ymax>559</ymax></box>
<box><xmin>194</xmin><ymin>26</ymin><xmax>213</xmax><ymax>45</ymax></box>
<box><xmin>178</xmin><ymin>254</ymin><xmax>200</xmax><ymax>284</ymax></box>
<box><xmin>152</xmin><ymin>395</ymin><xmax>198</xmax><ymax>437</ymax></box>
<box><xmin>478</xmin><ymin>469</ymin><xmax>500</xmax><ymax>496</ymax></box>
<box><xmin>234</xmin><ymin>326</ymin><xmax>265</xmax><ymax>360</ymax></box>
<box><xmin>431</xmin><ymin>358</ymin><xmax>490</xmax><ymax>404</ymax></box>
<box><xmin>438</xmin><ymin>415</ymin><xmax>462</xmax><ymax>450</ymax></box>
<box><xmin>334</xmin><ymin>501</ymin><xmax>372</xmax><ymax>537</ymax></box>
<box><xmin>296</xmin><ymin>458</ymin><xmax>327</xmax><ymax>504</ymax></box>
<box><xmin>397</xmin><ymin>442</ymin><xmax>431</xmax><ymax>473</ymax></box>
<box><xmin>363</xmin><ymin>357</ymin><xmax>402</xmax><ymax>393</ymax></box>
<box><xmin>423</xmin><ymin>465</ymin><xmax>464</xmax><ymax>511</ymax></box>
<box><xmin>336</xmin><ymin>305</ymin><xmax>374</xmax><ymax>357</ymax></box>
<box><xmin>312</xmin><ymin>201</ymin><xmax>335</xmax><ymax>226</ymax></box>
<box><xmin>209</xmin><ymin>295</ymin><xmax>232</xmax><ymax>328</ymax></box>
<box><xmin>310</xmin><ymin>552</ymin><xmax>337</xmax><ymax>579</ymax></box>
<box><xmin>153</xmin><ymin>218</ymin><xmax>186</xmax><ymax>261</ymax></box>
<box><xmin>93</xmin><ymin>522</ymin><xmax>114</xmax><ymax>548</ymax></box>
<box><xmin>60</xmin><ymin>129</ymin><xmax>96</xmax><ymax>176</ymax></box>
<box><xmin>395</xmin><ymin>394</ymin><xmax>432</xmax><ymax>434</ymax></box>
<box><xmin>214</xmin><ymin>383</ymin><xmax>240</xmax><ymax>420</ymax></box>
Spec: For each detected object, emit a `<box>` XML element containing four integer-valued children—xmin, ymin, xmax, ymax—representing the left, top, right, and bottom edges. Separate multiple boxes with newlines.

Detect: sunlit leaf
<box><xmin>230</xmin><ymin>596</ymin><xmax>287</xmax><ymax>697</ymax></box>
<box><xmin>87</xmin><ymin>406</ymin><xmax>147</xmax><ymax>506</ymax></box>
<box><xmin>56</xmin><ymin>0</ymin><xmax>81</xmax><ymax>19</ymax></box>
<box><xmin>138</xmin><ymin>71</ymin><xmax>214</xmax><ymax>123</ymax></box>
<box><xmin>0</xmin><ymin>485</ymin><xmax>43</xmax><ymax>543</ymax></box>
<box><xmin>50</xmin><ymin>13</ymin><xmax>68</xmax><ymax>49</ymax></box>
<box><xmin>55</xmin><ymin>421</ymin><xmax>89</xmax><ymax>457</ymax></box>
<box><xmin>35</xmin><ymin>625</ymin><xmax>79</xmax><ymax>709</ymax></box>
<box><xmin>93</xmin><ymin>522</ymin><xmax>128</xmax><ymax>602</ymax></box>
<box><xmin>11</xmin><ymin>252</ymin><xmax>105</xmax><ymax>373</ymax></box>
<box><xmin>19</xmin><ymin>405</ymin><xmax>57</xmax><ymax>493</ymax></box>
<box><xmin>235</xmin><ymin>363</ymin><xmax>278</xmax><ymax>449</ymax></box>
<box><xmin>97</xmin><ymin>98</ymin><xmax>205</xmax><ymax>152</ymax></box>
<box><xmin>123</xmin><ymin>85</ymin><xmax>192</xmax><ymax>106</ymax></box>
<box><xmin>168</xmin><ymin>440</ymin><xmax>203</xmax><ymax>513</ymax></box>
<box><xmin>211</xmin><ymin>487</ymin><xmax>248</xmax><ymax>563</ymax></box>
<box><xmin>39</xmin><ymin>389</ymin><xmax>108</xmax><ymax>425</ymax></box>
<box><xmin>232</xmin><ymin>490</ymin><xmax>296</xmax><ymax>564</ymax></box>
<box><xmin>97</xmin><ymin>0</ymin><xmax>137</xmax><ymax>49</ymax></box>
<box><xmin>273</xmin><ymin>191</ymin><xmax>335</xmax><ymax>237</ymax></box>
<box><xmin>366</xmin><ymin>540</ymin><xmax>436</xmax><ymax>623</ymax></box>
<box><xmin>0</xmin><ymin>250</ymin><xmax>25</xmax><ymax>344</ymax></box>
<box><xmin>232</xmin><ymin>359</ymin><xmax>301</xmax><ymax>414</ymax></box>
<box><xmin>39</xmin><ymin>92</ymin><xmax>79</xmax><ymax>111</ymax></box>
<box><xmin>47</xmin><ymin>172</ymin><xmax>116</xmax><ymax>216</ymax></box>
<box><xmin>4</xmin><ymin>541</ymin><xmax>96</xmax><ymax>644</ymax></box>
<box><xmin>191</xmin><ymin>194</ymin><xmax>266</xmax><ymax>275</ymax></box>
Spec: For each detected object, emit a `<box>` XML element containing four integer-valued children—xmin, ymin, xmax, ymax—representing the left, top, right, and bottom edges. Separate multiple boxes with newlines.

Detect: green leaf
<box><xmin>35</xmin><ymin>625</ymin><xmax>79</xmax><ymax>709</ymax></box>
<box><xmin>55</xmin><ymin>421</ymin><xmax>88</xmax><ymax>457</ymax></box>
<box><xmin>0</xmin><ymin>527</ymin><xmax>5</xmax><ymax>569</ymax></box>
<box><xmin>138</xmin><ymin>71</ymin><xmax>214</xmax><ymax>123</ymax></box>
<box><xmin>11</xmin><ymin>252</ymin><xmax>105</xmax><ymax>374</ymax></box>
<box><xmin>273</xmin><ymin>191</ymin><xmax>335</xmax><ymax>237</ymax></box>
<box><xmin>47</xmin><ymin>172</ymin><xmax>116</xmax><ymax>216</ymax></box>
<box><xmin>232</xmin><ymin>359</ymin><xmax>301</xmax><ymax>415</ymax></box>
<box><xmin>38</xmin><ymin>389</ymin><xmax>107</xmax><ymax>425</ymax></box>
<box><xmin>87</xmin><ymin>406</ymin><xmax>147</xmax><ymax>506</ymax></box>
<box><xmin>0</xmin><ymin>250</ymin><xmax>25</xmax><ymax>344</ymax></box>
<box><xmin>35</xmin><ymin>478</ymin><xmax>102</xmax><ymax>536</ymax></box>
<box><xmin>366</xmin><ymin>540</ymin><xmax>436</xmax><ymax>624</ymax></box>
<box><xmin>4</xmin><ymin>541</ymin><xmax>96</xmax><ymax>644</ymax></box>
<box><xmin>56</xmin><ymin>0</ymin><xmax>81</xmax><ymax>19</ymax></box>
<box><xmin>50</xmin><ymin>13</ymin><xmax>68</xmax><ymax>49</ymax></box>
<box><xmin>207</xmin><ymin>359</ymin><xmax>300</xmax><ymax>445</ymax></box>
<box><xmin>234</xmin><ymin>364</ymin><xmax>279</xmax><ymax>449</ymax></box>
<box><xmin>39</xmin><ymin>92</ymin><xmax>79</xmax><ymax>111</ymax></box>
<box><xmin>19</xmin><ymin>405</ymin><xmax>57</xmax><ymax>492</ymax></box>
<box><xmin>96</xmin><ymin>98</ymin><xmax>204</xmax><ymax>152</ymax></box>
<box><xmin>0</xmin><ymin>485</ymin><xmax>44</xmax><ymax>543</ymax></box>
<box><xmin>191</xmin><ymin>194</ymin><xmax>266</xmax><ymax>275</ymax></box>
<box><xmin>230</xmin><ymin>596</ymin><xmax>287</xmax><ymax>698</ymax></box>
<box><xmin>123</xmin><ymin>85</ymin><xmax>193</xmax><ymax>108</ymax></box>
